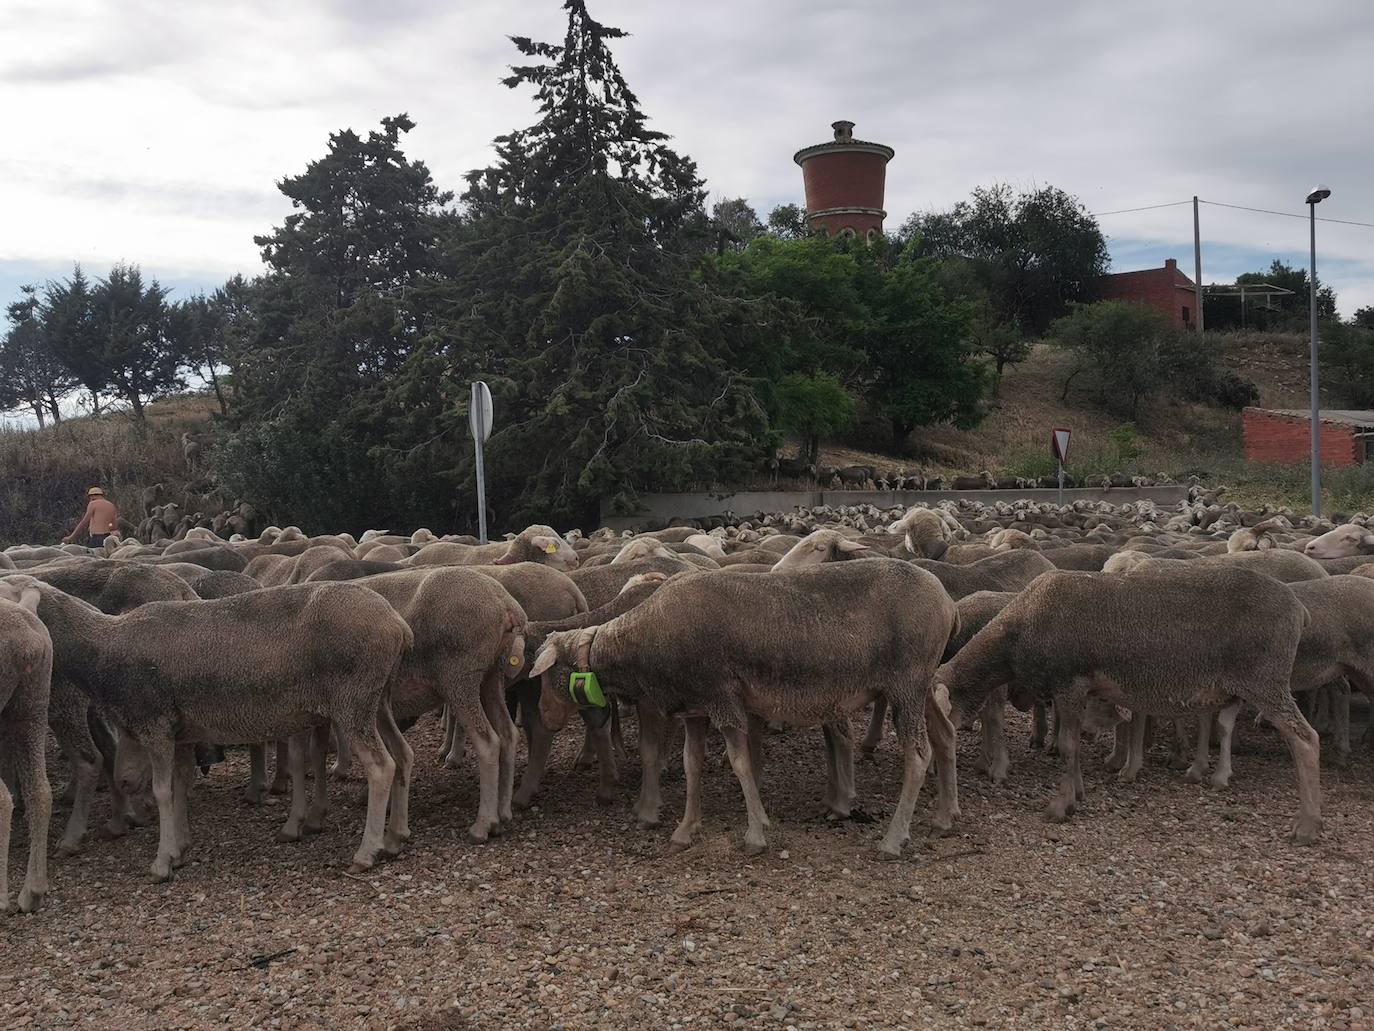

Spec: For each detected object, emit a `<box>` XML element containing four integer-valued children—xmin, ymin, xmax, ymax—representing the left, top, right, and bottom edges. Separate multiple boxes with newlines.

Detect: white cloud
<box><xmin>2</xmin><ymin>0</ymin><xmax>1372</xmax><ymax>312</ymax></box>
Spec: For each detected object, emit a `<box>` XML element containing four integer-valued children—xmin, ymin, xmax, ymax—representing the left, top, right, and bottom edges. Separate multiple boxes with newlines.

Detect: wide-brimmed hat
<box><xmin>87</xmin><ymin>486</ymin><xmax>105</xmax><ymax>497</ymax></box>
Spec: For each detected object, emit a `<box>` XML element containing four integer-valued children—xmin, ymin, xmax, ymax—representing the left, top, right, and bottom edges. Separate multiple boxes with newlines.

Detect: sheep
<box><xmin>335</xmin><ymin>568</ymin><xmax>528</xmax><ymax>842</ymax></box>
<box><xmin>0</xmin><ymin>575</ymin><xmax>415</xmax><ymax>879</ymax></box>
<box><xmin>911</xmin><ymin>549</ymin><xmax>1056</xmax><ymax>600</ymax></box>
<box><xmin>609</xmin><ymin>539</ymin><xmax>677</xmax><ymax>565</ymax></box>
<box><xmin>1304</xmin><ymin>523</ymin><xmax>1374</xmax><ymax>559</ymax></box>
<box><xmin>21</xmin><ymin>561</ymin><xmax>197</xmax><ymax>850</ymax></box>
<box><xmin>937</xmin><ymin>564</ymin><xmax>1320</xmax><ymax>842</ymax></box>
<box><xmin>683</xmin><ymin>534</ymin><xmax>727</xmax><ymax>560</ymax></box>
<box><xmin>568</xmin><ymin>556</ymin><xmax>694</xmax><ymax>609</ymax></box>
<box><xmin>771</xmin><ymin>529</ymin><xmax>871</xmax><ymax>569</ymax></box>
<box><xmin>405</xmin><ymin>525</ymin><xmax>579</xmax><ymax>571</ymax></box>
<box><xmin>187</xmin><ymin>570</ymin><xmax>262</xmax><ymax>600</ymax></box>
<box><xmin>0</xmin><ymin>587</ymin><xmax>53</xmax><ymax>914</ymax></box>
<box><xmin>889</xmin><ymin>507</ymin><xmax>952</xmax><ymax>559</ymax></box>
<box><xmin>1226</xmin><ymin>519</ymin><xmax>1283</xmax><ymax>553</ymax></box>
<box><xmin>529</xmin><ymin>560</ymin><xmax>960</xmax><ymax>859</ymax></box>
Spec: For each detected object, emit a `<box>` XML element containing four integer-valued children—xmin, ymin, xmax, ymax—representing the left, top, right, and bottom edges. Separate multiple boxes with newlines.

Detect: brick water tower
<box><xmin>793</xmin><ymin>120</ymin><xmax>895</xmax><ymax>239</ymax></box>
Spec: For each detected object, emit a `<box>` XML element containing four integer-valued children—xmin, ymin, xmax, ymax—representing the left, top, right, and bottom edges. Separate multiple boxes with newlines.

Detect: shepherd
<box><xmin>62</xmin><ymin>486</ymin><xmax>119</xmax><ymax>548</ymax></box>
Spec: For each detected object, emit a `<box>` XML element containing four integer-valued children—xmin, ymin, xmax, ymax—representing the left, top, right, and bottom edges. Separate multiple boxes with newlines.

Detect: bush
<box><xmin>1049</xmin><ymin>301</ymin><xmax>1258</xmax><ymax>417</ymax></box>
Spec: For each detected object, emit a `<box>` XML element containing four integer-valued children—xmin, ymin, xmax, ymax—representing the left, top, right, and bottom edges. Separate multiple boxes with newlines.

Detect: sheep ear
<box><xmin>837</xmin><ymin>539</ymin><xmax>869</xmax><ymax>554</ymax></box>
<box><xmin>18</xmin><ymin>586</ymin><xmax>40</xmax><ymax>614</ymax></box>
<box><xmin>529</xmin><ymin>639</ymin><xmax>562</xmax><ymax>678</ymax></box>
<box><xmin>531</xmin><ymin>535</ymin><xmax>559</xmax><ymax>555</ymax></box>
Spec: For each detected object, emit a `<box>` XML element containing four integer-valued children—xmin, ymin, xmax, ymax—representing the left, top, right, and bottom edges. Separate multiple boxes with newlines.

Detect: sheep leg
<box><xmin>277</xmin><ymin>733</ymin><xmax>310</xmax><ymax>842</ymax></box>
<box><xmin>1264</xmin><ymin>701</ymin><xmax>1322</xmax><ymax>844</ymax></box>
<box><xmin>574</xmin><ymin>723</ymin><xmax>596</xmax><ymax>770</ymax></box>
<box><xmin>513</xmin><ymin>687</ymin><xmax>555</xmax><ymax>810</ymax></box>
<box><xmin>746</xmin><ymin>714</ymin><xmax>766</xmax><ymax>782</ymax></box>
<box><xmin>456</xmin><ymin>691</ymin><xmax>504</xmax><ymax>843</ymax></box>
<box><xmin>821</xmin><ymin>721</ymin><xmax>855</xmax><ymax>820</ymax></box>
<box><xmin>438</xmin><ymin>705</ymin><xmax>458</xmax><ymax>767</ymax></box>
<box><xmin>304</xmin><ymin>723</ymin><xmax>330</xmax><ymax>834</ymax></box>
<box><xmin>1184</xmin><ymin>714</ymin><xmax>1212</xmax><ymax>783</ymax></box>
<box><xmin>1169</xmin><ymin>718</ymin><xmax>1192</xmax><ymax>770</ymax></box>
<box><xmin>328</xmin><ymin>724</ymin><xmax>355</xmax><ymax>781</ymax></box>
<box><xmin>634</xmin><ymin>704</ymin><xmax>668</xmax><ymax>828</ymax></box>
<box><xmin>1209</xmin><ymin>702</ymin><xmax>1242</xmax><ymax>788</ymax></box>
<box><xmin>861</xmin><ymin>698</ymin><xmax>888</xmax><ymax>757</ymax></box>
<box><xmin>978</xmin><ymin>687</ymin><xmax>1010</xmax><ymax>784</ymax></box>
<box><xmin>243</xmin><ymin>743</ymin><xmax>268</xmax><ymax>804</ymax></box>
<box><xmin>667</xmin><ymin>717</ymin><xmax>709</xmax><ymax>853</ymax></box>
<box><xmin>927</xmin><ymin>692</ymin><xmax>960</xmax><ymax>834</ymax></box>
<box><xmin>0</xmin><ymin>763</ymin><xmax>10</xmax><ymax>912</ymax></box>
<box><xmin>481</xmin><ymin>673</ymin><xmax>518</xmax><ymax>828</ymax></box>
<box><xmin>377</xmin><ymin>701</ymin><xmax>413</xmax><ymax>855</ymax></box>
<box><xmin>579</xmin><ymin>711</ymin><xmax>619</xmax><ymax>806</ymax></box>
<box><xmin>877</xmin><ymin>698</ymin><xmax>935</xmax><ymax>859</ymax></box>
<box><xmin>610</xmin><ymin>699</ymin><xmax>629</xmax><ymax>766</ymax></box>
<box><xmin>1030</xmin><ymin>701</ymin><xmax>1049</xmax><ymax>750</ymax></box>
<box><xmin>172</xmin><ymin>745</ymin><xmax>194</xmax><ymax>860</ymax></box>
<box><xmin>47</xmin><ymin>686</ymin><xmax>100</xmax><ymax>855</ymax></box>
<box><xmin>1327</xmin><ymin>680</ymin><xmax>1352</xmax><ymax>768</ymax></box>
<box><xmin>1104</xmin><ymin>719</ymin><xmax>1130</xmax><ymax>772</ymax></box>
<box><xmin>342</xmin><ymin>726</ymin><xmax>396</xmax><ymax>873</ymax></box>
<box><xmin>12</xmin><ymin>721</ymin><xmax>52</xmax><ymax>914</ymax></box>
<box><xmin>145</xmin><ymin>738</ymin><xmax>180</xmax><ymax>882</ymax></box>
<box><xmin>1117</xmin><ymin>712</ymin><xmax>1148</xmax><ymax>783</ymax></box>
<box><xmin>1045</xmin><ymin>706</ymin><xmax>1083</xmax><ymax>823</ymax></box>
<box><xmin>271</xmin><ymin>738</ymin><xmax>292</xmax><ymax>792</ymax></box>
<box><xmin>719</xmin><ymin>724</ymin><xmax>771</xmax><ymax>855</ymax></box>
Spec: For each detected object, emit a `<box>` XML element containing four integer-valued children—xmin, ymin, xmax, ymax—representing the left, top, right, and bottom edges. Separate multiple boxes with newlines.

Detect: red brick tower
<box><xmin>793</xmin><ymin>120</ymin><xmax>895</xmax><ymax>239</ymax></box>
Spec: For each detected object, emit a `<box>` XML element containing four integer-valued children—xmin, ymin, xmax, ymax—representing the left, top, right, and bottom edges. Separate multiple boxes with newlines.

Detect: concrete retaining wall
<box><xmin>600</xmin><ymin>486</ymin><xmax>1192</xmax><ymax>530</ymax></box>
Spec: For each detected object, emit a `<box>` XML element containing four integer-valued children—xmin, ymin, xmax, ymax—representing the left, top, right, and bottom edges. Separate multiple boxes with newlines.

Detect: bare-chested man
<box><xmin>63</xmin><ymin>486</ymin><xmax>119</xmax><ymax>547</ymax></box>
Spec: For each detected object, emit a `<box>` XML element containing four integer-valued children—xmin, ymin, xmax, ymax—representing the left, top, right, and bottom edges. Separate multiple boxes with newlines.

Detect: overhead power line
<box><xmin>1089</xmin><ymin>200</ymin><xmax>1192</xmax><ymax>217</ymax></box>
<box><xmin>1199</xmin><ymin>199</ymin><xmax>1374</xmax><ymax>230</ymax></box>
<box><xmin>1090</xmin><ymin>197</ymin><xmax>1374</xmax><ymax>230</ymax></box>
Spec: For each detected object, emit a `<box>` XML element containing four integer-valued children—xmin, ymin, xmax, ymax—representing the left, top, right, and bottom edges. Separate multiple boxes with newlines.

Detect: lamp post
<box><xmin>1307</xmin><ymin>185</ymin><xmax>1331</xmax><ymax>518</ymax></box>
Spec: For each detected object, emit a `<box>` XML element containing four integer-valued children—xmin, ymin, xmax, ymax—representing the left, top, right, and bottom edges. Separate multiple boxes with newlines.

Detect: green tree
<box><xmin>1049</xmin><ymin>300</ymin><xmax>1255</xmax><ymax>419</ymax></box>
<box><xmin>422</xmin><ymin>0</ymin><xmax>767</xmax><ymax>525</ymax></box>
<box><xmin>1322</xmin><ymin>320</ymin><xmax>1374</xmax><ymax>408</ymax></box>
<box><xmin>902</xmin><ymin>183</ymin><xmax>1108</xmax><ymax>334</ymax></box>
<box><xmin>1206</xmin><ymin>259</ymin><xmax>1338</xmax><ymax>330</ymax></box>
<box><xmin>870</xmin><ymin>256</ymin><xmax>985</xmax><ymax>444</ymax></box>
<box><xmin>0</xmin><ymin>285</ymin><xmax>79</xmax><ymax>425</ymax></box>
<box><xmin>772</xmin><ymin>372</ymin><xmax>856</xmax><ymax>466</ymax></box>
<box><xmin>765</xmin><ymin>203</ymin><xmax>809</xmax><ymax>240</ymax></box>
<box><xmin>711</xmin><ymin>197</ymin><xmax>762</xmax><ymax>253</ymax></box>
<box><xmin>216</xmin><ymin>115</ymin><xmax>452</xmax><ymax>529</ymax></box>
<box><xmin>1353</xmin><ymin>306</ymin><xmax>1374</xmax><ymax>330</ymax></box>
<box><xmin>38</xmin><ymin>266</ymin><xmax>105</xmax><ymax>413</ymax></box>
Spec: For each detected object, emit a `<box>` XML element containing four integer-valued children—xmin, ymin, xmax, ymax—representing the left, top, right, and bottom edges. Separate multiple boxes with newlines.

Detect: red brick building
<box><xmin>1096</xmin><ymin>258</ymin><xmax>1200</xmax><ymax>330</ymax></box>
<box><xmin>793</xmin><ymin>120</ymin><xmax>894</xmax><ymax>239</ymax></box>
<box><xmin>1242</xmin><ymin>407</ymin><xmax>1374</xmax><ymax>467</ymax></box>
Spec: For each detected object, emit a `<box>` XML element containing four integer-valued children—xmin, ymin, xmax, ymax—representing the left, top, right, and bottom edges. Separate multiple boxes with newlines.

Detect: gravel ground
<box><xmin>4</xmin><ymin>707</ymin><xmax>1373</xmax><ymax>1031</ymax></box>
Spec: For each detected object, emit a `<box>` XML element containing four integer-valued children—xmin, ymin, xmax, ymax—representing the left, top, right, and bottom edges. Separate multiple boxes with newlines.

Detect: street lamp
<box><xmin>1307</xmin><ymin>185</ymin><xmax>1331</xmax><ymax>518</ymax></box>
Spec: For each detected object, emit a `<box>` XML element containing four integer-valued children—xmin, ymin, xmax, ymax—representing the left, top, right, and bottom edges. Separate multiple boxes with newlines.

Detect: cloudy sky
<box><xmin>2</xmin><ymin>0</ymin><xmax>1372</xmax><ymax>317</ymax></box>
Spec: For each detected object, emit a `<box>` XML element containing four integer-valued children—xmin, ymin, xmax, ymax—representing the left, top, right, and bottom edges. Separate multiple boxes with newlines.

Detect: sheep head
<box><xmin>0</xmin><ymin>575</ymin><xmax>42</xmax><ymax>614</ymax></box>
<box><xmin>773</xmin><ymin>529</ymin><xmax>870</xmax><ymax>569</ymax></box>
<box><xmin>494</xmin><ymin>524</ymin><xmax>581</xmax><ymax>570</ymax></box>
<box><xmin>529</xmin><ymin>626</ymin><xmax>600</xmax><ymax>731</ymax></box>
<box><xmin>610</xmin><ymin>539</ymin><xmax>675</xmax><ymax>565</ymax></box>
<box><xmin>1304</xmin><ymin>523</ymin><xmax>1374</xmax><ymax>559</ymax></box>
<box><xmin>889</xmin><ymin>507</ymin><xmax>952</xmax><ymax>559</ymax></box>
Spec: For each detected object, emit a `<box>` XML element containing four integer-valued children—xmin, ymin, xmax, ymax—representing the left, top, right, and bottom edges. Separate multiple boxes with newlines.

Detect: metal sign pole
<box><xmin>473</xmin><ymin>432</ymin><xmax>488</xmax><ymax>545</ymax></box>
<box><xmin>470</xmin><ymin>381</ymin><xmax>494</xmax><ymax>545</ymax></box>
<box><xmin>1057</xmin><ymin>460</ymin><xmax>1064</xmax><ymax>507</ymax></box>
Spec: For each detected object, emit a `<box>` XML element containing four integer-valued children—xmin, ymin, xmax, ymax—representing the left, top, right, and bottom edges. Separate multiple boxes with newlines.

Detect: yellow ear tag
<box><xmin>544</xmin><ymin>543</ymin><xmax>558</xmax><ymax>554</ymax></box>
<box><xmin>508</xmin><ymin>654</ymin><xmax>521</xmax><ymax>666</ymax></box>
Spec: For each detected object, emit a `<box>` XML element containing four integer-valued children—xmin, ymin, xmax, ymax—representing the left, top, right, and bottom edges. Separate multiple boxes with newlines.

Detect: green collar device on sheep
<box><xmin>568</xmin><ymin>671</ymin><xmax>606</xmax><ymax>709</ymax></box>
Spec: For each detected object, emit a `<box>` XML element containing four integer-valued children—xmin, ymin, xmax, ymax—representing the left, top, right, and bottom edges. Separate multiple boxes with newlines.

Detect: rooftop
<box><xmin>1257</xmin><ymin>408</ymin><xmax>1374</xmax><ymax>428</ymax></box>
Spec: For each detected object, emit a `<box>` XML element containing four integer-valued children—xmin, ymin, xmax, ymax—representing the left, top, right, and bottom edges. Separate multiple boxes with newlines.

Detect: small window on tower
<box><xmin>840</xmin><ymin>227</ymin><xmax>856</xmax><ymax>240</ymax></box>
<box><xmin>1182</xmin><ymin>305</ymin><xmax>1191</xmax><ymax>326</ymax></box>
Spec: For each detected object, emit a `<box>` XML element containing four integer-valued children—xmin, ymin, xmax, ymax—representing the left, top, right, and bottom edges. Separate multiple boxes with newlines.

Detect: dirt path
<box><xmin>4</xmin><ymin>711</ymin><xmax>1372</xmax><ymax>1030</ymax></box>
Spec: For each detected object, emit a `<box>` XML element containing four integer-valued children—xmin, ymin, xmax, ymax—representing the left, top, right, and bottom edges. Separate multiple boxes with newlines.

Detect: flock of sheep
<box><xmin>3</xmin><ymin>491</ymin><xmax>1372</xmax><ymax>917</ymax></box>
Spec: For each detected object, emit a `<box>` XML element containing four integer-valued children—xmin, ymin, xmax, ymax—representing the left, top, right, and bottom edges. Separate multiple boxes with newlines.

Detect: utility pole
<box><xmin>1307</xmin><ymin>185</ymin><xmax>1332</xmax><ymax>518</ymax></box>
<box><xmin>1193</xmin><ymin>196</ymin><xmax>1204</xmax><ymax>333</ymax></box>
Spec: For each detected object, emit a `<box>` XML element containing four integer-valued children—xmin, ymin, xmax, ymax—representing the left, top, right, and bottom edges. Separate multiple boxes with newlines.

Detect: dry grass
<box><xmin>0</xmin><ymin>394</ymin><xmax>218</xmax><ymax>546</ymax></box>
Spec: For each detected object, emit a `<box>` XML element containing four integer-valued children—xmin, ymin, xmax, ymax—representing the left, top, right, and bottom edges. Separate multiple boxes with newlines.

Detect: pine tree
<box><xmin>422</xmin><ymin>0</ymin><xmax>766</xmax><ymax>525</ymax></box>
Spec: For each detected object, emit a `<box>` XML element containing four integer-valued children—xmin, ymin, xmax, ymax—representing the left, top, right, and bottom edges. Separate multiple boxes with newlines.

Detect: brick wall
<box><xmin>1242</xmin><ymin>408</ymin><xmax>1360</xmax><ymax>466</ymax></box>
<box><xmin>799</xmin><ymin>150</ymin><xmax>888</xmax><ymax>235</ymax></box>
<box><xmin>1097</xmin><ymin>258</ymin><xmax>1198</xmax><ymax>329</ymax></box>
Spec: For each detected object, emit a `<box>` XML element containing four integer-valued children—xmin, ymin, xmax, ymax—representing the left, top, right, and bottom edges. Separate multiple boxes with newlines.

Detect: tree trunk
<box><xmin>129</xmin><ymin>392</ymin><xmax>145</xmax><ymax>421</ymax></box>
<box><xmin>206</xmin><ymin>360</ymin><xmax>227</xmax><ymax>416</ymax></box>
<box><xmin>47</xmin><ymin>393</ymin><xmax>62</xmax><ymax>425</ymax></box>
<box><xmin>30</xmin><ymin>401</ymin><xmax>46</xmax><ymax>428</ymax></box>
<box><xmin>805</xmin><ymin>433</ymin><xmax>820</xmax><ymax>467</ymax></box>
<box><xmin>891</xmin><ymin>418</ymin><xmax>914</xmax><ymax>452</ymax></box>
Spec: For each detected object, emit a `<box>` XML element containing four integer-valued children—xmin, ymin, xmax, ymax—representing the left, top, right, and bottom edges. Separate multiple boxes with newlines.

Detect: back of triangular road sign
<box><xmin>1051</xmin><ymin>427</ymin><xmax>1071</xmax><ymax>464</ymax></box>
